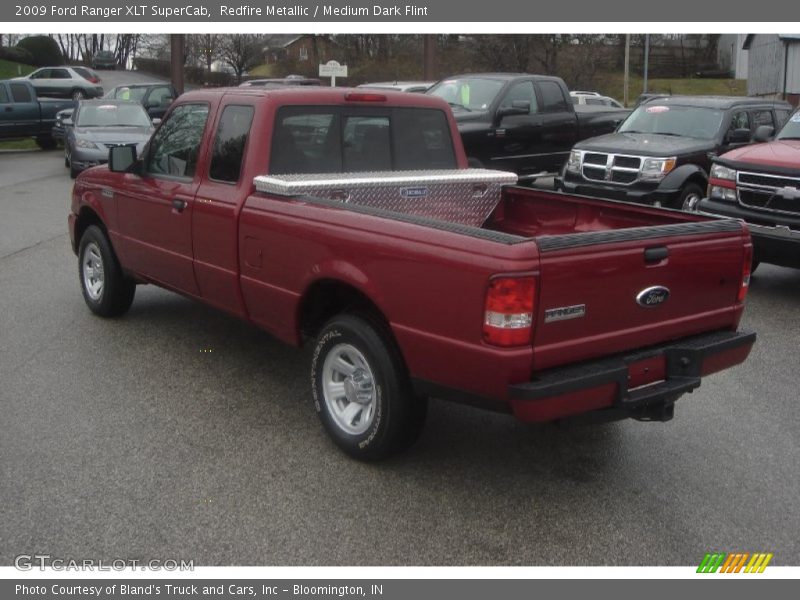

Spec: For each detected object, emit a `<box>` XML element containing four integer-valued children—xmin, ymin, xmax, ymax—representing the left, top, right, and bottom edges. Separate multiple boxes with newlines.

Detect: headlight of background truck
<box><xmin>640</xmin><ymin>157</ymin><xmax>677</xmax><ymax>181</ymax></box>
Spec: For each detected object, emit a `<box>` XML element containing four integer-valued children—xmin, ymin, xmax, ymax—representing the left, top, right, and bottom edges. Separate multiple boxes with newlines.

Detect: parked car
<box><xmin>571</xmin><ymin>92</ymin><xmax>624</xmax><ymax>108</ymax></box>
<box><xmin>558</xmin><ymin>95</ymin><xmax>793</xmax><ymax>210</ymax></box>
<box><xmin>0</xmin><ymin>79</ymin><xmax>74</xmax><ymax>149</ymax></box>
<box><xmin>239</xmin><ymin>77</ymin><xmax>321</xmax><ymax>88</ymax></box>
<box><xmin>14</xmin><ymin>66</ymin><xmax>103</xmax><ymax>100</ymax></box>
<box><xmin>92</xmin><ymin>51</ymin><xmax>117</xmax><ymax>70</ymax></box>
<box><xmin>68</xmin><ymin>86</ymin><xmax>754</xmax><ymax>460</ymax></box>
<box><xmin>698</xmin><ymin>109</ymin><xmax>800</xmax><ymax>270</ymax></box>
<box><xmin>65</xmin><ymin>99</ymin><xmax>155</xmax><ymax>178</ymax></box>
<box><xmin>51</xmin><ymin>105</ymin><xmax>76</xmax><ymax>143</ymax></box>
<box><xmin>426</xmin><ymin>73</ymin><xmax>630</xmax><ymax>179</ymax></box>
<box><xmin>357</xmin><ymin>81</ymin><xmax>435</xmax><ymax>93</ymax></box>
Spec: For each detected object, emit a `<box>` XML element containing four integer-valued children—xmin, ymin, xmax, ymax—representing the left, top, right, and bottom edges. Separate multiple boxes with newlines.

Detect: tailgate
<box><xmin>532</xmin><ymin>219</ymin><xmax>749</xmax><ymax>371</ymax></box>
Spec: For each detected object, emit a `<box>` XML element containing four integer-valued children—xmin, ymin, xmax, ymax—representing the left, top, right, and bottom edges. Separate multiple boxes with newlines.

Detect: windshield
<box><xmin>76</xmin><ymin>103</ymin><xmax>152</xmax><ymax>128</ymax></box>
<box><xmin>428</xmin><ymin>77</ymin><xmax>505</xmax><ymax>111</ymax></box>
<box><xmin>618</xmin><ymin>104</ymin><xmax>725</xmax><ymax>139</ymax></box>
<box><xmin>776</xmin><ymin>112</ymin><xmax>800</xmax><ymax>140</ymax></box>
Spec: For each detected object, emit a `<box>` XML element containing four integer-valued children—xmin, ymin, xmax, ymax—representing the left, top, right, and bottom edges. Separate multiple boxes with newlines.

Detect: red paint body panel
<box><xmin>69</xmin><ymin>87</ymin><xmax>755</xmax><ymax>422</ymax></box>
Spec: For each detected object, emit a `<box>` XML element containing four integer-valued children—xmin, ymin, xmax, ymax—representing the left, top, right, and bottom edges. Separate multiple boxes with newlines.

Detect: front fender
<box><xmin>657</xmin><ymin>164</ymin><xmax>708</xmax><ymax>193</ymax></box>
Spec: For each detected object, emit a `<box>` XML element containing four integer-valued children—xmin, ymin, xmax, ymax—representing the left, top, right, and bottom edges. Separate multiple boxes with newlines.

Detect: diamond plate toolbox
<box><xmin>253</xmin><ymin>169</ymin><xmax>518</xmax><ymax>227</ymax></box>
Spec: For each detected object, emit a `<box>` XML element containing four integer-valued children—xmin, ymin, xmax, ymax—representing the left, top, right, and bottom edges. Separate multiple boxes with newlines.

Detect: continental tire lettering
<box><xmin>358</xmin><ymin>385</ymin><xmax>382</xmax><ymax>449</ymax></box>
<box><xmin>311</xmin><ymin>329</ymin><xmax>342</xmax><ymax>413</ymax></box>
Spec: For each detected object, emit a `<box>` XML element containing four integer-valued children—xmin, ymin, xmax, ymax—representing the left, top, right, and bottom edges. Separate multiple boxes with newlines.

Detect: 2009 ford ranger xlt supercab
<box><xmin>68</xmin><ymin>87</ymin><xmax>755</xmax><ymax>460</ymax></box>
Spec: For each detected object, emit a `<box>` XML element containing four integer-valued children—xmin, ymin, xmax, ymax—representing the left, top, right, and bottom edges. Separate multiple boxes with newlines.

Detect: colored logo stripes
<box><xmin>697</xmin><ymin>552</ymin><xmax>773</xmax><ymax>573</ymax></box>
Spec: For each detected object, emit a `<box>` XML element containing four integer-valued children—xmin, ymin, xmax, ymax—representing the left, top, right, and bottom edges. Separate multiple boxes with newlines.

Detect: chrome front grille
<box><xmin>737</xmin><ymin>171</ymin><xmax>800</xmax><ymax>216</ymax></box>
<box><xmin>581</xmin><ymin>152</ymin><xmax>642</xmax><ymax>185</ymax></box>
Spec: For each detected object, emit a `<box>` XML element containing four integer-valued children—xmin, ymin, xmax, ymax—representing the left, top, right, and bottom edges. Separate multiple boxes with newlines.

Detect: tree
<box><xmin>219</xmin><ymin>34</ymin><xmax>263</xmax><ymax>81</ymax></box>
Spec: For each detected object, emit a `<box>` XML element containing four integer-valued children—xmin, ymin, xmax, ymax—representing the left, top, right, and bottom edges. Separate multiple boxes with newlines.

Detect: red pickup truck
<box><xmin>68</xmin><ymin>87</ymin><xmax>755</xmax><ymax>460</ymax></box>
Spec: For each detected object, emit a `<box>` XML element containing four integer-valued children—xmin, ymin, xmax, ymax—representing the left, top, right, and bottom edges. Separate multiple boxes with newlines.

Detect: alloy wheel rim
<box><xmin>82</xmin><ymin>242</ymin><xmax>104</xmax><ymax>301</ymax></box>
<box><xmin>321</xmin><ymin>343</ymin><xmax>377</xmax><ymax>435</ymax></box>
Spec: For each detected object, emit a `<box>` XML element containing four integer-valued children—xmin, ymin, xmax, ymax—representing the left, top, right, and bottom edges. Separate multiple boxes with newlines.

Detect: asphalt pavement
<box><xmin>1</xmin><ymin>139</ymin><xmax>799</xmax><ymax>566</ymax></box>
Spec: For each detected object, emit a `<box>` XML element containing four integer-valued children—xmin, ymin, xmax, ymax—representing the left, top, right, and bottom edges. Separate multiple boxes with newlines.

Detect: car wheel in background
<box><xmin>677</xmin><ymin>183</ymin><xmax>705</xmax><ymax>212</ymax></box>
<box><xmin>71</xmin><ymin>88</ymin><xmax>86</xmax><ymax>100</ymax></box>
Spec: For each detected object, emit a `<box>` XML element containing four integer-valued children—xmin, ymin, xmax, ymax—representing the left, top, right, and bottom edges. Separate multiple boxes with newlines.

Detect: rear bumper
<box><xmin>507</xmin><ymin>329</ymin><xmax>755</xmax><ymax>423</ymax></box>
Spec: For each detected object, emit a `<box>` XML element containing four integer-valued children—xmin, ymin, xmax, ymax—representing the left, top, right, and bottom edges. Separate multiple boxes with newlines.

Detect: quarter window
<box><xmin>209</xmin><ymin>105</ymin><xmax>255</xmax><ymax>183</ymax></box>
<box><xmin>10</xmin><ymin>83</ymin><xmax>32</xmax><ymax>103</ymax></box>
<box><xmin>538</xmin><ymin>81</ymin><xmax>568</xmax><ymax>112</ymax></box>
<box><xmin>146</xmin><ymin>103</ymin><xmax>209</xmax><ymax>178</ymax></box>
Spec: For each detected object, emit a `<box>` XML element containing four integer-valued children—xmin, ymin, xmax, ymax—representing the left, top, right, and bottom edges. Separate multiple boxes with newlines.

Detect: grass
<box><xmin>0</xmin><ymin>139</ymin><xmax>39</xmax><ymax>151</ymax></box>
<box><xmin>593</xmin><ymin>74</ymin><xmax>748</xmax><ymax>106</ymax></box>
<box><xmin>0</xmin><ymin>59</ymin><xmax>35</xmax><ymax>79</ymax></box>
<box><xmin>247</xmin><ymin>63</ymin><xmax>278</xmax><ymax>77</ymax></box>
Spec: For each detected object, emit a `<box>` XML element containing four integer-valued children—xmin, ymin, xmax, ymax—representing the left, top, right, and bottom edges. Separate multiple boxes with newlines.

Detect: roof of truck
<box><xmin>640</xmin><ymin>95</ymin><xmax>791</xmax><ymax>110</ymax></box>
<box><xmin>177</xmin><ymin>86</ymin><xmax>454</xmax><ymax>109</ymax></box>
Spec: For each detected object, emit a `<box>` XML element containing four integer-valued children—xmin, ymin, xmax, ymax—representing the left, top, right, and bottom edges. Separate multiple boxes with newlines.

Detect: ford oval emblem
<box><xmin>636</xmin><ymin>286</ymin><xmax>670</xmax><ymax>308</ymax></box>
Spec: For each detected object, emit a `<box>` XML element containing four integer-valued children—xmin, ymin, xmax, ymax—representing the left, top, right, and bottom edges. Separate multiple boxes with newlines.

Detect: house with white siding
<box><xmin>743</xmin><ymin>34</ymin><xmax>800</xmax><ymax>106</ymax></box>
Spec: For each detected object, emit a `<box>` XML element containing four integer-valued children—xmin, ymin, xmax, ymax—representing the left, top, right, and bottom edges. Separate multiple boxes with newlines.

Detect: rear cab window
<box><xmin>269</xmin><ymin>105</ymin><xmax>456</xmax><ymax>174</ymax></box>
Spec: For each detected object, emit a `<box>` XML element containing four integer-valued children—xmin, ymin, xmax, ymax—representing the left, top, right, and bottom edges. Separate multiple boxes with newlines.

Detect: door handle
<box><xmin>171</xmin><ymin>199</ymin><xmax>187</xmax><ymax>212</ymax></box>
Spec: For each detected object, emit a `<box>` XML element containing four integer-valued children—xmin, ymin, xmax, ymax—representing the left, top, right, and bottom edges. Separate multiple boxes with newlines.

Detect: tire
<box><xmin>78</xmin><ymin>225</ymin><xmax>136</xmax><ymax>317</ymax></box>
<box><xmin>310</xmin><ymin>314</ymin><xmax>427</xmax><ymax>461</ymax></box>
<box><xmin>676</xmin><ymin>183</ymin><xmax>705</xmax><ymax>212</ymax></box>
<box><xmin>70</xmin><ymin>164</ymin><xmax>79</xmax><ymax>179</ymax></box>
<box><xmin>71</xmin><ymin>88</ymin><xmax>86</xmax><ymax>100</ymax></box>
<box><xmin>35</xmin><ymin>136</ymin><xmax>57</xmax><ymax>150</ymax></box>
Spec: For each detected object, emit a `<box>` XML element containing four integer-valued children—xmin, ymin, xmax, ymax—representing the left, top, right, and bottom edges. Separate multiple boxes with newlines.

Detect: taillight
<box><xmin>738</xmin><ymin>243</ymin><xmax>752</xmax><ymax>303</ymax></box>
<box><xmin>483</xmin><ymin>277</ymin><xmax>535</xmax><ymax>346</ymax></box>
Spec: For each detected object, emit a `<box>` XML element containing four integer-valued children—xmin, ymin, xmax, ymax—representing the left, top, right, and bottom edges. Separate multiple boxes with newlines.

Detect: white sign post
<box><xmin>319</xmin><ymin>60</ymin><xmax>348</xmax><ymax>87</ymax></box>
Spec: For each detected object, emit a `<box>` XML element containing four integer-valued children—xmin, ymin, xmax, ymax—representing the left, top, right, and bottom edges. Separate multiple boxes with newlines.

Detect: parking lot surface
<box><xmin>1</xmin><ymin>140</ymin><xmax>799</xmax><ymax>566</ymax></box>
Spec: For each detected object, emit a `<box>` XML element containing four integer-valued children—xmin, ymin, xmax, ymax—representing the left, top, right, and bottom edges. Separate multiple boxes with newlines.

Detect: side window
<box><xmin>538</xmin><ymin>81</ymin><xmax>568</xmax><ymax>112</ymax></box>
<box><xmin>270</xmin><ymin>108</ymin><xmax>340</xmax><ymax>174</ymax></box>
<box><xmin>52</xmin><ymin>69</ymin><xmax>71</xmax><ymax>79</ymax></box>
<box><xmin>30</xmin><ymin>69</ymin><xmax>49</xmax><ymax>79</ymax></box>
<box><xmin>10</xmin><ymin>83</ymin><xmax>32</xmax><ymax>103</ymax></box>
<box><xmin>729</xmin><ymin>111</ymin><xmax>751</xmax><ymax>131</ymax></box>
<box><xmin>209</xmin><ymin>105</ymin><xmax>255</xmax><ymax>183</ymax></box>
<box><xmin>753</xmin><ymin>110</ymin><xmax>775</xmax><ymax>129</ymax></box>
<box><xmin>342</xmin><ymin>115</ymin><xmax>391</xmax><ymax>171</ymax></box>
<box><xmin>775</xmin><ymin>109</ymin><xmax>791</xmax><ymax>128</ymax></box>
<box><xmin>498</xmin><ymin>81</ymin><xmax>538</xmax><ymax>114</ymax></box>
<box><xmin>147</xmin><ymin>86</ymin><xmax>174</xmax><ymax>107</ymax></box>
<box><xmin>145</xmin><ymin>103</ymin><xmax>209</xmax><ymax>178</ymax></box>
<box><xmin>0</xmin><ymin>86</ymin><xmax>9</xmax><ymax>104</ymax></box>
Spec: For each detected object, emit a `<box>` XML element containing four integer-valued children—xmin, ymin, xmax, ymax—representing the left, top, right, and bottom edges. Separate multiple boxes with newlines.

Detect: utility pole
<box><xmin>170</xmin><ymin>34</ymin><xmax>185</xmax><ymax>95</ymax></box>
<box><xmin>623</xmin><ymin>34</ymin><xmax>631</xmax><ymax>107</ymax></box>
<box><xmin>423</xmin><ymin>34</ymin><xmax>437</xmax><ymax>81</ymax></box>
<box><xmin>643</xmin><ymin>34</ymin><xmax>650</xmax><ymax>94</ymax></box>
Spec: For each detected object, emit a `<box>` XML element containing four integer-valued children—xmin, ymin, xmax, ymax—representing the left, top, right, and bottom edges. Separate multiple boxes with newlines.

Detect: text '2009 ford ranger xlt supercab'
<box><xmin>69</xmin><ymin>87</ymin><xmax>755</xmax><ymax>460</ymax></box>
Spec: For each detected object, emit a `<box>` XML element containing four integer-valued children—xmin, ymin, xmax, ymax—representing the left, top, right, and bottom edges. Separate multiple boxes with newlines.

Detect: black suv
<box><xmin>557</xmin><ymin>96</ymin><xmax>792</xmax><ymax>210</ymax></box>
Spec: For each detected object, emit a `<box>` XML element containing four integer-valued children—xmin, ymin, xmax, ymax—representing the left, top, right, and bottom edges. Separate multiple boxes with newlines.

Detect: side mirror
<box><xmin>753</xmin><ymin>125</ymin><xmax>775</xmax><ymax>143</ymax></box>
<box><xmin>109</xmin><ymin>145</ymin><xmax>137</xmax><ymax>173</ymax></box>
<box><xmin>726</xmin><ymin>128</ymin><xmax>752</xmax><ymax>144</ymax></box>
<box><xmin>496</xmin><ymin>100</ymin><xmax>531</xmax><ymax>122</ymax></box>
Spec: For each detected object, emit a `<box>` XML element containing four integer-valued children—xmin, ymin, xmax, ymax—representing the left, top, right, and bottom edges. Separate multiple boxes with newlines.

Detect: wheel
<box><xmin>78</xmin><ymin>225</ymin><xmax>136</xmax><ymax>317</ymax></box>
<box><xmin>35</xmin><ymin>136</ymin><xmax>57</xmax><ymax>150</ymax></box>
<box><xmin>71</xmin><ymin>88</ymin><xmax>86</xmax><ymax>100</ymax></box>
<box><xmin>676</xmin><ymin>183</ymin><xmax>705</xmax><ymax>212</ymax></box>
<box><xmin>310</xmin><ymin>314</ymin><xmax>427</xmax><ymax>461</ymax></box>
<box><xmin>70</xmin><ymin>164</ymin><xmax>79</xmax><ymax>179</ymax></box>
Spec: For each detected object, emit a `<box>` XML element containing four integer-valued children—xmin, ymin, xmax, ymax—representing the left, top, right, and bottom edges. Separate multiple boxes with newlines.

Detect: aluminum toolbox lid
<box><xmin>253</xmin><ymin>168</ymin><xmax>518</xmax><ymax>195</ymax></box>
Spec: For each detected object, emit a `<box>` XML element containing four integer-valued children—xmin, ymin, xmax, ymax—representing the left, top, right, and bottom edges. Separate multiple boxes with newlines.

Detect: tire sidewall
<box><xmin>678</xmin><ymin>183</ymin><xmax>704</xmax><ymax>211</ymax></box>
<box><xmin>311</xmin><ymin>316</ymin><xmax>399</xmax><ymax>458</ymax></box>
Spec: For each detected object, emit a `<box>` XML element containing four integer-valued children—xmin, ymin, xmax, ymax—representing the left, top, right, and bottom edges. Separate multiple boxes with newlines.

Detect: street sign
<box><xmin>319</xmin><ymin>60</ymin><xmax>348</xmax><ymax>86</ymax></box>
